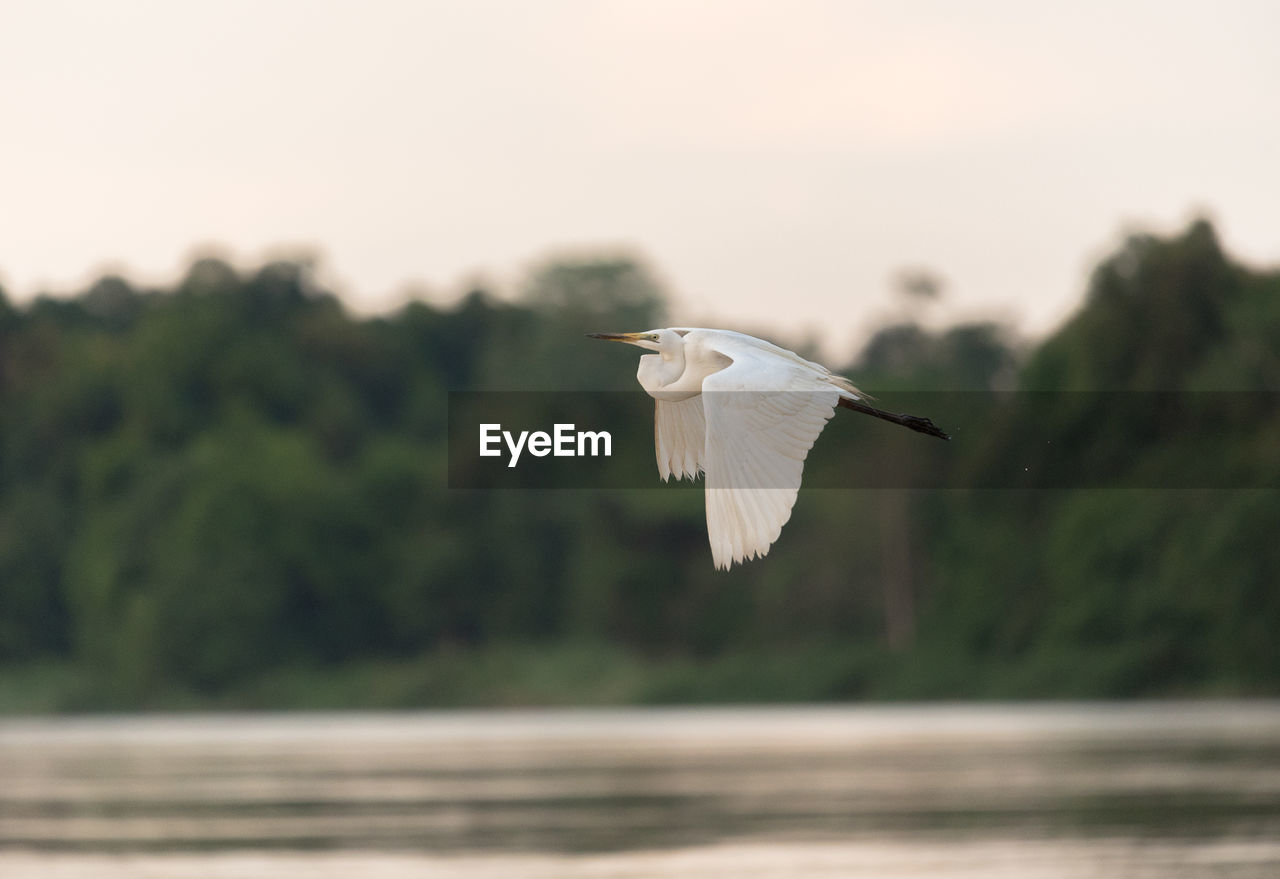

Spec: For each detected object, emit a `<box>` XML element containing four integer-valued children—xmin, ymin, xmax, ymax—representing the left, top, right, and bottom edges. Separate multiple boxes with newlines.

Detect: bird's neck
<box><xmin>638</xmin><ymin>353</ymin><xmax>697</xmax><ymax>401</ymax></box>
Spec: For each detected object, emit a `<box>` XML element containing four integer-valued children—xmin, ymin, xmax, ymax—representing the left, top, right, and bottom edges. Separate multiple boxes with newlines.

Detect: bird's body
<box><xmin>590</xmin><ymin>328</ymin><xmax>949</xmax><ymax>570</ymax></box>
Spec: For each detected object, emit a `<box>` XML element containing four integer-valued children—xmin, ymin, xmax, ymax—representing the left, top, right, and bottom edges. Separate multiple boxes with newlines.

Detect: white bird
<box><xmin>589</xmin><ymin>328</ymin><xmax>950</xmax><ymax>570</ymax></box>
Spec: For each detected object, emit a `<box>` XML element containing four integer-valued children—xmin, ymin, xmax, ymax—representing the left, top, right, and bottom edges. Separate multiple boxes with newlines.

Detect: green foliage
<box><xmin>0</xmin><ymin>221</ymin><xmax>1277</xmax><ymax>709</ymax></box>
<box><xmin>917</xmin><ymin>220</ymin><xmax>1280</xmax><ymax>697</ymax></box>
<box><xmin>852</xmin><ymin>321</ymin><xmax>1019</xmax><ymax>391</ymax></box>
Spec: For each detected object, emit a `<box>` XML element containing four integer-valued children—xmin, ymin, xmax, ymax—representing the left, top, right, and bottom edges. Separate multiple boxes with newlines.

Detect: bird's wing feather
<box><xmin>698</xmin><ymin>337</ymin><xmax>841</xmax><ymax>570</ymax></box>
<box><xmin>654</xmin><ymin>397</ymin><xmax>706</xmax><ymax>481</ymax></box>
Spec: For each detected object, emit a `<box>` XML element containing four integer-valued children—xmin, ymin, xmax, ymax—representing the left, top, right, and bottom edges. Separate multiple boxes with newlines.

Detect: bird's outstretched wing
<box><xmin>655</xmin><ymin>397</ymin><xmax>706</xmax><ymax>481</ymax></box>
<box><xmin>698</xmin><ymin>337</ymin><xmax>842</xmax><ymax>570</ymax></box>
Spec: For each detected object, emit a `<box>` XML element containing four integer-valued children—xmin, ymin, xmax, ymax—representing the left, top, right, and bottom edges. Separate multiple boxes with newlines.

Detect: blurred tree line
<box><xmin>0</xmin><ymin>219</ymin><xmax>1277</xmax><ymax>710</ymax></box>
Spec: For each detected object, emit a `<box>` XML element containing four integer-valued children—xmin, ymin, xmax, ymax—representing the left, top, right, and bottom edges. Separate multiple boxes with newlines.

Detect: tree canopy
<box><xmin>0</xmin><ymin>219</ymin><xmax>1276</xmax><ymax>709</ymax></box>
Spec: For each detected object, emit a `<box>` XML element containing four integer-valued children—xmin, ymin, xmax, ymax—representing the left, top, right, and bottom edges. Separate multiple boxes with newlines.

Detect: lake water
<box><xmin>2</xmin><ymin>704</ymin><xmax>1279</xmax><ymax>878</ymax></box>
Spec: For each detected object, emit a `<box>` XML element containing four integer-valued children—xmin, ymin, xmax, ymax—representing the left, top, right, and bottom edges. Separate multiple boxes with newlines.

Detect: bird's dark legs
<box><xmin>837</xmin><ymin>397</ymin><xmax>951</xmax><ymax>441</ymax></box>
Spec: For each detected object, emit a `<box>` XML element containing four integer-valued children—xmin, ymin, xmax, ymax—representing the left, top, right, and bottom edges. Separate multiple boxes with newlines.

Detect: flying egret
<box><xmin>589</xmin><ymin>328</ymin><xmax>950</xmax><ymax>570</ymax></box>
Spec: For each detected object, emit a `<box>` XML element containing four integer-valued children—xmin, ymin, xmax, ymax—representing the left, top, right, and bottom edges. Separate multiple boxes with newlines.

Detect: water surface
<box><xmin>2</xmin><ymin>703</ymin><xmax>1278</xmax><ymax>877</ymax></box>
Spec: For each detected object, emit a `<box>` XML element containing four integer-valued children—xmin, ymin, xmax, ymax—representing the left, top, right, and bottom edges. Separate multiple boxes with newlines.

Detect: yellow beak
<box><xmin>586</xmin><ymin>332</ymin><xmax>652</xmax><ymax>347</ymax></box>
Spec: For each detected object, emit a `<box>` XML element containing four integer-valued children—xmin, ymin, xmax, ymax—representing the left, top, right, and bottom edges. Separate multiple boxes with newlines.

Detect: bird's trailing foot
<box><xmin>837</xmin><ymin>397</ymin><xmax>951</xmax><ymax>441</ymax></box>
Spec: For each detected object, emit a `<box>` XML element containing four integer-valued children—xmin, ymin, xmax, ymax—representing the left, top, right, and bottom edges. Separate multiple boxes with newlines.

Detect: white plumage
<box><xmin>664</xmin><ymin>331</ymin><xmax>845</xmax><ymax>570</ymax></box>
<box><xmin>590</xmin><ymin>327</ymin><xmax>948</xmax><ymax>570</ymax></box>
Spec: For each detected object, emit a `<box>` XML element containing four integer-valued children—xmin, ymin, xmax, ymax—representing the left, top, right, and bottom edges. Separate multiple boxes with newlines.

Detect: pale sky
<box><xmin>2</xmin><ymin>0</ymin><xmax>1277</xmax><ymax>357</ymax></box>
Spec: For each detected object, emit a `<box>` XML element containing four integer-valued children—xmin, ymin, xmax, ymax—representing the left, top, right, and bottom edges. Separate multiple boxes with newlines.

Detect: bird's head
<box><xmin>586</xmin><ymin>330</ymin><xmax>664</xmax><ymax>352</ymax></box>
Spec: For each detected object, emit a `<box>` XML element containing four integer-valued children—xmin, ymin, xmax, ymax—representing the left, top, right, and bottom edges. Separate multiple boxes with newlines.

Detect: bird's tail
<box><xmin>830</xmin><ymin>374</ymin><xmax>872</xmax><ymax>400</ymax></box>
